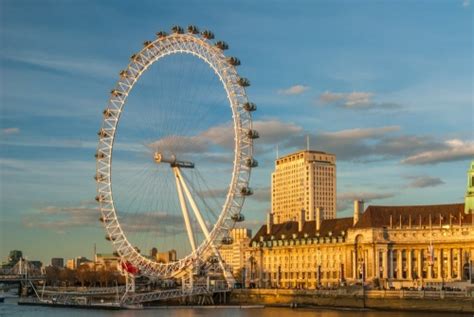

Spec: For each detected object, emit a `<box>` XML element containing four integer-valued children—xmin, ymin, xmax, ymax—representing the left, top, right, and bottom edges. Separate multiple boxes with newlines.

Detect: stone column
<box><xmin>397</xmin><ymin>249</ymin><xmax>403</xmax><ymax>280</ymax></box>
<box><xmin>459</xmin><ymin>248</ymin><xmax>463</xmax><ymax>280</ymax></box>
<box><xmin>389</xmin><ymin>249</ymin><xmax>394</xmax><ymax>279</ymax></box>
<box><xmin>352</xmin><ymin>250</ymin><xmax>357</xmax><ymax>279</ymax></box>
<box><xmin>437</xmin><ymin>249</ymin><xmax>442</xmax><ymax>280</ymax></box>
<box><xmin>382</xmin><ymin>249</ymin><xmax>388</xmax><ymax>279</ymax></box>
<box><xmin>407</xmin><ymin>249</ymin><xmax>413</xmax><ymax>280</ymax></box>
<box><xmin>447</xmin><ymin>248</ymin><xmax>452</xmax><ymax>280</ymax></box>
<box><xmin>417</xmin><ymin>249</ymin><xmax>422</xmax><ymax>279</ymax></box>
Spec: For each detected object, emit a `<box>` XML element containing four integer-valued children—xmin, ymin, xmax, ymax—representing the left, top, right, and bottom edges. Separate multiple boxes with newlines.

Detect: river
<box><xmin>0</xmin><ymin>298</ymin><xmax>465</xmax><ymax>317</ymax></box>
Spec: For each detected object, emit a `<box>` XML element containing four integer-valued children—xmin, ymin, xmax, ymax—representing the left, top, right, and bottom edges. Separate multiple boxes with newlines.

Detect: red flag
<box><xmin>121</xmin><ymin>261</ymin><xmax>139</xmax><ymax>275</ymax></box>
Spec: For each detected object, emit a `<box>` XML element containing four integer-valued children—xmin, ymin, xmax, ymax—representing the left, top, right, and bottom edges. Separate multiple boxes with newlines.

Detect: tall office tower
<box><xmin>271</xmin><ymin>150</ymin><xmax>336</xmax><ymax>223</ymax></box>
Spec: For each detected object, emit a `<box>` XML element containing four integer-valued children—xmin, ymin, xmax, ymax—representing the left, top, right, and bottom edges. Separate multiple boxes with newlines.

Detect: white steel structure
<box><xmin>95</xmin><ymin>25</ymin><xmax>257</xmax><ymax>282</ymax></box>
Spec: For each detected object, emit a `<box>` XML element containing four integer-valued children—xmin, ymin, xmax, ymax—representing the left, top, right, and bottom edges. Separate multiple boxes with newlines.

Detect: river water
<box><xmin>0</xmin><ymin>298</ymin><xmax>464</xmax><ymax>317</ymax></box>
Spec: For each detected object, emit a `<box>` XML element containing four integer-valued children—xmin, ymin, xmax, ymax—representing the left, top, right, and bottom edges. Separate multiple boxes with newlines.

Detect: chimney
<box><xmin>298</xmin><ymin>209</ymin><xmax>305</xmax><ymax>232</ymax></box>
<box><xmin>266</xmin><ymin>213</ymin><xmax>273</xmax><ymax>235</ymax></box>
<box><xmin>316</xmin><ymin>207</ymin><xmax>322</xmax><ymax>231</ymax></box>
<box><xmin>353</xmin><ymin>200</ymin><xmax>364</xmax><ymax>226</ymax></box>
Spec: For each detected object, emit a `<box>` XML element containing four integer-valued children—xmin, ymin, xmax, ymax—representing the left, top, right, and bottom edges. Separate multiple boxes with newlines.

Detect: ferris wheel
<box><xmin>95</xmin><ymin>25</ymin><xmax>258</xmax><ymax>280</ymax></box>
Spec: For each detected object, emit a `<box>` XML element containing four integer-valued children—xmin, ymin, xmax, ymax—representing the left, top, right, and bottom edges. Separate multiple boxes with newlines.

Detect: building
<box><xmin>95</xmin><ymin>253</ymin><xmax>120</xmax><ymax>271</ymax></box>
<box><xmin>148</xmin><ymin>249</ymin><xmax>177</xmax><ymax>263</ymax></box>
<box><xmin>51</xmin><ymin>258</ymin><xmax>64</xmax><ymax>268</ymax></box>
<box><xmin>219</xmin><ymin>228</ymin><xmax>252</xmax><ymax>277</ymax></box>
<box><xmin>246</xmin><ymin>161</ymin><xmax>474</xmax><ymax>290</ymax></box>
<box><xmin>66</xmin><ymin>259</ymin><xmax>75</xmax><ymax>270</ymax></box>
<box><xmin>247</xmin><ymin>202</ymin><xmax>474</xmax><ymax>289</ymax></box>
<box><xmin>271</xmin><ymin>150</ymin><xmax>336</xmax><ymax>223</ymax></box>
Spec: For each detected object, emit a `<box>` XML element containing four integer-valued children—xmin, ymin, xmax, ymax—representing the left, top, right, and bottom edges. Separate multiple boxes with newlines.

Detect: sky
<box><xmin>0</xmin><ymin>0</ymin><xmax>473</xmax><ymax>264</ymax></box>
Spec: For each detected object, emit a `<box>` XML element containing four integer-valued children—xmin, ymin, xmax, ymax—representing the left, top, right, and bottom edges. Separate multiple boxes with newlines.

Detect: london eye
<box><xmin>95</xmin><ymin>25</ymin><xmax>257</xmax><ymax>282</ymax></box>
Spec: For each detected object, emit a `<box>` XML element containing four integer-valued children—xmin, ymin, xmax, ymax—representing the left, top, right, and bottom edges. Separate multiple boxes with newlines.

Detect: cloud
<box><xmin>401</xmin><ymin>139</ymin><xmax>474</xmax><ymax>165</ymax></box>
<box><xmin>405</xmin><ymin>175</ymin><xmax>445</xmax><ymax>188</ymax></box>
<box><xmin>1</xmin><ymin>51</ymin><xmax>118</xmax><ymax>80</ymax></box>
<box><xmin>463</xmin><ymin>0</ymin><xmax>470</xmax><ymax>7</ymax></box>
<box><xmin>337</xmin><ymin>191</ymin><xmax>396</xmax><ymax>212</ymax></box>
<box><xmin>251</xmin><ymin>187</ymin><xmax>270</xmax><ymax>203</ymax></box>
<box><xmin>23</xmin><ymin>201</ymin><xmax>185</xmax><ymax>236</ymax></box>
<box><xmin>323</xmin><ymin>126</ymin><xmax>400</xmax><ymax>140</ymax></box>
<box><xmin>1</xmin><ymin>127</ymin><xmax>20</xmax><ymax>136</ymax></box>
<box><xmin>277</xmin><ymin>85</ymin><xmax>309</xmax><ymax>95</ymax></box>
<box><xmin>148</xmin><ymin>135</ymin><xmax>210</xmax><ymax>154</ymax></box>
<box><xmin>319</xmin><ymin>91</ymin><xmax>401</xmax><ymax>110</ymax></box>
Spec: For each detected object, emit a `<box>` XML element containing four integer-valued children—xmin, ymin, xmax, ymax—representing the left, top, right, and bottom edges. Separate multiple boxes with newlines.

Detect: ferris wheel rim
<box><xmin>95</xmin><ymin>30</ymin><xmax>255</xmax><ymax>278</ymax></box>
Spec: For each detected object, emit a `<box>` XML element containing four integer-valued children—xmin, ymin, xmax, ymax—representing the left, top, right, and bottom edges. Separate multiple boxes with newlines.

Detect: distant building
<box><xmin>148</xmin><ymin>249</ymin><xmax>177</xmax><ymax>263</ymax></box>
<box><xmin>95</xmin><ymin>253</ymin><xmax>120</xmax><ymax>271</ymax></box>
<box><xmin>219</xmin><ymin>228</ymin><xmax>252</xmax><ymax>276</ymax></box>
<box><xmin>66</xmin><ymin>259</ymin><xmax>75</xmax><ymax>270</ymax></box>
<box><xmin>51</xmin><ymin>258</ymin><xmax>64</xmax><ymax>268</ymax></box>
<box><xmin>271</xmin><ymin>150</ymin><xmax>336</xmax><ymax>224</ymax></box>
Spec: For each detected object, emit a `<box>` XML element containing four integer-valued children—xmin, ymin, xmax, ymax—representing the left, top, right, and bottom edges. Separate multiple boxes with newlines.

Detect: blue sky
<box><xmin>0</xmin><ymin>0</ymin><xmax>472</xmax><ymax>264</ymax></box>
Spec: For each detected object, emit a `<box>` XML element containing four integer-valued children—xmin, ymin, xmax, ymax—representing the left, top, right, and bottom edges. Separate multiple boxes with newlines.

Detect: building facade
<box><xmin>51</xmin><ymin>258</ymin><xmax>64</xmax><ymax>268</ymax></box>
<box><xmin>247</xmin><ymin>201</ymin><xmax>474</xmax><ymax>289</ymax></box>
<box><xmin>219</xmin><ymin>228</ymin><xmax>252</xmax><ymax>278</ymax></box>
<box><xmin>271</xmin><ymin>150</ymin><xmax>336</xmax><ymax>223</ymax></box>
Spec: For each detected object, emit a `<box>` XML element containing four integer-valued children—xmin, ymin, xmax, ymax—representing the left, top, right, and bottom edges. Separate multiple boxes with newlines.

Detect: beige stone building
<box><xmin>271</xmin><ymin>150</ymin><xmax>336</xmax><ymax>223</ymax></box>
<box><xmin>246</xmin><ymin>200</ymin><xmax>474</xmax><ymax>289</ymax></box>
<box><xmin>219</xmin><ymin>228</ymin><xmax>252</xmax><ymax>277</ymax></box>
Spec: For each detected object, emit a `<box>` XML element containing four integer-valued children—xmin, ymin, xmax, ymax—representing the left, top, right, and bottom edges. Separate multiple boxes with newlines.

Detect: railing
<box><xmin>122</xmin><ymin>285</ymin><xmax>230</xmax><ymax>305</ymax></box>
<box><xmin>244</xmin><ymin>288</ymin><xmax>474</xmax><ymax>299</ymax></box>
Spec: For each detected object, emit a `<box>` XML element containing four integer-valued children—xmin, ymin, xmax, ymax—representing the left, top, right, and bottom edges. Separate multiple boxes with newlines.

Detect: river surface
<box><xmin>0</xmin><ymin>297</ymin><xmax>465</xmax><ymax>317</ymax></box>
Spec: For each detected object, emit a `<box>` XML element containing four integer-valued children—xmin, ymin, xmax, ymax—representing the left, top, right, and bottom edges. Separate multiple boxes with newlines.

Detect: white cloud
<box><xmin>319</xmin><ymin>91</ymin><xmax>400</xmax><ymax>110</ymax></box>
<box><xmin>1</xmin><ymin>127</ymin><xmax>20</xmax><ymax>135</ymax></box>
<box><xmin>337</xmin><ymin>191</ymin><xmax>396</xmax><ymax>212</ymax></box>
<box><xmin>463</xmin><ymin>0</ymin><xmax>470</xmax><ymax>7</ymax></box>
<box><xmin>405</xmin><ymin>175</ymin><xmax>445</xmax><ymax>188</ymax></box>
<box><xmin>277</xmin><ymin>85</ymin><xmax>310</xmax><ymax>95</ymax></box>
<box><xmin>323</xmin><ymin>126</ymin><xmax>400</xmax><ymax>140</ymax></box>
<box><xmin>1</xmin><ymin>51</ymin><xmax>118</xmax><ymax>80</ymax></box>
<box><xmin>402</xmin><ymin>139</ymin><xmax>474</xmax><ymax>165</ymax></box>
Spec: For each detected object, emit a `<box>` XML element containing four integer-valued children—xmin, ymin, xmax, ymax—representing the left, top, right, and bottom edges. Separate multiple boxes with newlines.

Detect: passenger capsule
<box><xmin>201</xmin><ymin>30</ymin><xmax>215</xmax><ymax>40</ymax></box>
<box><xmin>245</xmin><ymin>158</ymin><xmax>258</xmax><ymax>168</ymax></box>
<box><xmin>187</xmin><ymin>25</ymin><xmax>199</xmax><ymax>34</ymax></box>
<box><xmin>246</xmin><ymin>129</ymin><xmax>259</xmax><ymax>139</ymax></box>
<box><xmin>221</xmin><ymin>236</ymin><xmax>233</xmax><ymax>245</ymax></box>
<box><xmin>156</xmin><ymin>31</ymin><xmax>168</xmax><ymax>38</ymax></box>
<box><xmin>214</xmin><ymin>41</ymin><xmax>229</xmax><ymax>50</ymax></box>
<box><xmin>105</xmin><ymin>235</ymin><xmax>116</xmax><ymax>241</ymax></box>
<box><xmin>110</xmin><ymin>89</ymin><xmax>123</xmax><ymax>97</ymax></box>
<box><xmin>95</xmin><ymin>195</ymin><xmax>104</xmax><ymax>202</ymax></box>
<box><xmin>231</xmin><ymin>213</ymin><xmax>245</xmax><ymax>222</ymax></box>
<box><xmin>209</xmin><ymin>255</ymin><xmax>219</xmax><ymax>264</ymax></box>
<box><xmin>99</xmin><ymin>216</ymin><xmax>106</xmax><ymax>222</ymax></box>
<box><xmin>240</xmin><ymin>187</ymin><xmax>254</xmax><ymax>196</ymax></box>
<box><xmin>237</xmin><ymin>77</ymin><xmax>250</xmax><ymax>87</ymax></box>
<box><xmin>171</xmin><ymin>25</ymin><xmax>184</xmax><ymax>34</ymax></box>
<box><xmin>113</xmin><ymin>251</ymin><xmax>120</xmax><ymax>257</ymax></box>
<box><xmin>130</xmin><ymin>54</ymin><xmax>140</xmax><ymax>61</ymax></box>
<box><xmin>94</xmin><ymin>173</ymin><xmax>105</xmax><ymax>182</ymax></box>
<box><xmin>103</xmin><ymin>109</ymin><xmax>117</xmax><ymax>118</ymax></box>
<box><xmin>243</xmin><ymin>102</ymin><xmax>257</xmax><ymax>112</ymax></box>
<box><xmin>227</xmin><ymin>57</ymin><xmax>241</xmax><ymax>66</ymax></box>
<box><xmin>98</xmin><ymin>129</ymin><xmax>110</xmax><ymax>138</ymax></box>
<box><xmin>95</xmin><ymin>152</ymin><xmax>105</xmax><ymax>159</ymax></box>
<box><xmin>143</xmin><ymin>40</ymin><xmax>152</xmax><ymax>47</ymax></box>
<box><xmin>119</xmin><ymin>70</ymin><xmax>129</xmax><ymax>78</ymax></box>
